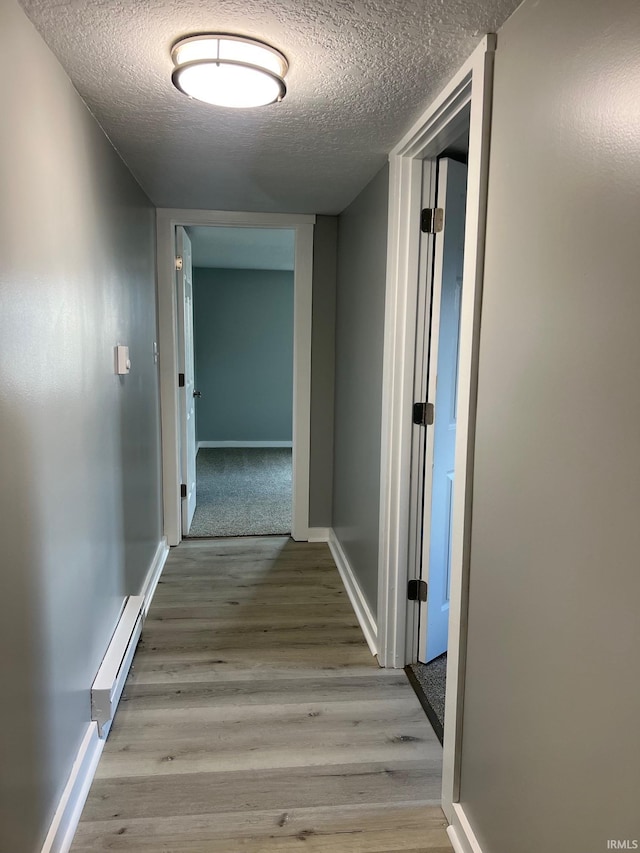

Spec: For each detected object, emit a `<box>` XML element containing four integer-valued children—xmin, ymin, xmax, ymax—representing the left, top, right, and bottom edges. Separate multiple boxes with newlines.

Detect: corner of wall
<box><xmin>309</xmin><ymin>216</ymin><xmax>338</xmax><ymax>527</ymax></box>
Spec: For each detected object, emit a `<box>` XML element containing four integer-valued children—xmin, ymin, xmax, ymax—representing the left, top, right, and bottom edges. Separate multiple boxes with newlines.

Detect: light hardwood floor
<box><xmin>72</xmin><ymin>537</ymin><xmax>451</xmax><ymax>852</ymax></box>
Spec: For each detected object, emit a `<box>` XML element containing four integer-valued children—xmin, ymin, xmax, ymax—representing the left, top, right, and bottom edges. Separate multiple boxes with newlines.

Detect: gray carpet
<box><xmin>187</xmin><ymin>447</ymin><xmax>292</xmax><ymax>538</ymax></box>
<box><xmin>407</xmin><ymin>653</ymin><xmax>447</xmax><ymax>744</ymax></box>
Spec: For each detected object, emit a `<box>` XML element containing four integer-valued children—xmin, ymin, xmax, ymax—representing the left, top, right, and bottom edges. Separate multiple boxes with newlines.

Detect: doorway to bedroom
<box><xmin>182</xmin><ymin>225</ymin><xmax>295</xmax><ymax>538</ymax></box>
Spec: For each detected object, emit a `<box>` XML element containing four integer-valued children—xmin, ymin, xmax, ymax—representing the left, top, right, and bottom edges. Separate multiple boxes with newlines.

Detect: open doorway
<box><xmin>182</xmin><ymin>225</ymin><xmax>295</xmax><ymax>538</ymax></box>
<box><xmin>377</xmin><ymin>37</ymin><xmax>495</xmax><ymax>846</ymax></box>
<box><xmin>156</xmin><ymin>209</ymin><xmax>315</xmax><ymax>548</ymax></box>
<box><xmin>406</xmin><ymin>128</ymin><xmax>470</xmax><ymax>744</ymax></box>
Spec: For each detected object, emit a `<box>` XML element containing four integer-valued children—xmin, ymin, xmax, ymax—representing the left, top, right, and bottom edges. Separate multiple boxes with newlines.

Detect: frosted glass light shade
<box><xmin>171</xmin><ymin>35</ymin><xmax>288</xmax><ymax>108</ymax></box>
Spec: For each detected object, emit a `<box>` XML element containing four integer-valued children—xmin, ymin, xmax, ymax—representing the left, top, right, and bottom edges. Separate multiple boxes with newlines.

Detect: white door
<box><xmin>176</xmin><ymin>226</ymin><xmax>197</xmax><ymax>535</ymax></box>
<box><xmin>419</xmin><ymin>158</ymin><xmax>467</xmax><ymax>663</ymax></box>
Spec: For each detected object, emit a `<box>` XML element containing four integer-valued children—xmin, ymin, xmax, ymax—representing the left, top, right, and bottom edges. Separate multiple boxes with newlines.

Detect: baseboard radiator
<box><xmin>91</xmin><ymin>595</ymin><xmax>144</xmax><ymax>738</ymax></box>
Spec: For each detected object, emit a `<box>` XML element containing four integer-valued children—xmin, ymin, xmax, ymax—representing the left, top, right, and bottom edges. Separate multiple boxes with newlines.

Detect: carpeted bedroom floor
<box><xmin>187</xmin><ymin>447</ymin><xmax>292</xmax><ymax>538</ymax></box>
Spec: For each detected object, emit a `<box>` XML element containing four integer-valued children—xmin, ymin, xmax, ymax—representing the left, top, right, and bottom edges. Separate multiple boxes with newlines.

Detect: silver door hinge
<box><xmin>408</xmin><ymin>579</ymin><xmax>428</xmax><ymax>602</ymax></box>
<box><xmin>421</xmin><ymin>208</ymin><xmax>444</xmax><ymax>234</ymax></box>
<box><xmin>412</xmin><ymin>401</ymin><xmax>434</xmax><ymax>427</ymax></box>
<box><xmin>175</xmin><ymin>256</ymin><xmax>183</xmax><ymax>271</ymax></box>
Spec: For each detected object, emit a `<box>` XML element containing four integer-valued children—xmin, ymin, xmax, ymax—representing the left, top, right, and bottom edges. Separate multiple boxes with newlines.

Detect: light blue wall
<box><xmin>193</xmin><ymin>268</ymin><xmax>294</xmax><ymax>443</ymax></box>
<box><xmin>0</xmin><ymin>1</ymin><xmax>162</xmax><ymax>849</ymax></box>
<box><xmin>332</xmin><ymin>165</ymin><xmax>389</xmax><ymax>612</ymax></box>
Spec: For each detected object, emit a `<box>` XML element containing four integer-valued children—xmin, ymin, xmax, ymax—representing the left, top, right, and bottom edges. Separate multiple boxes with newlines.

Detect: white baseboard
<box><xmin>307</xmin><ymin>527</ymin><xmax>330</xmax><ymax>542</ymax></box>
<box><xmin>198</xmin><ymin>440</ymin><xmax>293</xmax><ymax>449</ymax></box>
<box><xmin>328</xmin><ymin>529</ymin><xmax>378</xmax><ymax>656</ymax></box>
<box><xmin>141</xmin><ymin>537</ymin><xmax>169</xmax><ymax>618</ymax></box>
<box><xmin>447</xmin><ymin>803</ymin><xmax>486</xmax><ymax>853</ymax></box>
<box><xmin>41</xmin><ymin>537</ymin><xmax>169</xmax><ymax>853</ymax></box>
<box><xmin>40</xmin><ymin>722</ymin><xmax>104</xmax><ymax>853</ymax></box>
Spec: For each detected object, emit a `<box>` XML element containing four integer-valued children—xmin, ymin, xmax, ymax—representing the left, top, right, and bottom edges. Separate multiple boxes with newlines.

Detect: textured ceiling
<box><xmin>19</xmin><ymin>0</ymin><xmax>521</xmax><ymax>214</ymax></box>
<box><xmin>189</xmin><ymin>226</ymin><xmax>295</xmax><ymax>270</ymax></box>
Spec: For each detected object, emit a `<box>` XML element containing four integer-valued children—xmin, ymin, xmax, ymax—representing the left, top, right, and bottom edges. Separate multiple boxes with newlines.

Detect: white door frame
<box><xmin>376</xmin><ymin>35</ymin><xmax>495</xmax><ymax>818</ymax></box>
<box><xmin>156</xmin><ymin>209</ymin><xmax>315</xmax><ymax>546</ymax></box>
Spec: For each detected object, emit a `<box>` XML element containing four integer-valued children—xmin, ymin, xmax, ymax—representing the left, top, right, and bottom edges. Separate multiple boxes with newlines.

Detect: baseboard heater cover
<box><xmin>91</xmin><ymin>595</ymin><xmax>143</xmax><ymax>739</ymax></box>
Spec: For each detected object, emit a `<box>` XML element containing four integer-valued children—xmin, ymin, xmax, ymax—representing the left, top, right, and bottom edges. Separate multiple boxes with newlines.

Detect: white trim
<box><xmin>40</xmin><ymin>722</ymin><xmax>104</xmax><ymax>853</ymax></box>
<box><xmin>307</xmin><ymin>527</ymin><xmax>330</xmax><ymax>542</ymax></box>
<box><xmin>290</xmin><ymin>222</ymin><xmax>313</xmax><ymax>542</ymax></box>
<box><xmin>376</xmin><ymin>35</ymin><xmax>496</xmax><ymax>816</ymax></box>
<box><xmin>447</xmin><ymin>827</ymin><xmax>467</xmax><ymax>853</ymax></box>
<box><xmin>328</xmin><ymin>529</ymin><xmax>378</xmax><ymax>656</ymax></box>
<box><xmin>447</xmin><ymin>804</ymin><xmax>486</xmax><ymax>853</ymax></box>
<box><xmin>42</xmin><ymin>539</ymin><xmax>169</xmax><ymax>852</ymax></box>
<box><xmin>377</xmin><ymin>145</ymin><xmax>431</xmax><ymax>671</ymax></box>
<box><xmin>157</xmin><ymin>209</ymin><xmax>314</xmax><ymax>547</ymax></box>
<box><xmin>442</xmin><ymin>38</ymin><xmax>495</xmax><ymax>815</ymax></box>
<box><xmin>91</xmin><ymin>595</ymin><xmax>144</xmax><ymax>738</ymax></box>
<box><xmin>197</xmin><ymin>440</ymin><xmax>293</xmax><ymax>449</ymax></box>
<box><xmin>140</xmin><ymin>537</ymin><xmax>169</xmax><ymax>619</ymax></box>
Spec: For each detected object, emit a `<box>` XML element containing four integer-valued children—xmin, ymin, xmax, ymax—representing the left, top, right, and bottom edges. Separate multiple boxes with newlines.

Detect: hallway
<box><xmin>71</xmin><ymin>537</ymin><xmax>449</xmax><ymax>851</ymax></box>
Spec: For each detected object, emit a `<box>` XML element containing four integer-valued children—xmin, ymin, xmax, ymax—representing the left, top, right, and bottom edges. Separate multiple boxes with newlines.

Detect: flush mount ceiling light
<box><xmin>171</xmin><ymin>34</ymin><xmax>288</xmax><ymax>109</ymax></box>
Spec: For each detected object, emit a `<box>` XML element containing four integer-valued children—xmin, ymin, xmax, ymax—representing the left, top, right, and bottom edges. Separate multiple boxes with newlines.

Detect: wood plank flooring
<box><xmin>72</xmin><ymin>537</ymin><xmax>450</xmax><ymax>852</ymax></box>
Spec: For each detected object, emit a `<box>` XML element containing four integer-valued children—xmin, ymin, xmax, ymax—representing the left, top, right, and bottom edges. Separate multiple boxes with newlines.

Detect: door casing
<box><xmin>377</xmin><ymin>35</ymin><xmax>496</xmax><ymax>819</ymax></box>
<box><xmin>156</xmin><ymin>209</ymin><xmax>315</xmax><ymax>547</ymax></box>
<box><xmin>175</xmin><ymin>226</ymin><xmax>197</xmax><ymax>535</ymax></box>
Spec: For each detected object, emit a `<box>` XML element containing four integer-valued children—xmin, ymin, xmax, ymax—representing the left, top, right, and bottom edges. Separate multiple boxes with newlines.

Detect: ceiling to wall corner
<box><xmin>19</xmin><ymin>0</ymin><xmax>520</xmax><ymax>214</ymax></box>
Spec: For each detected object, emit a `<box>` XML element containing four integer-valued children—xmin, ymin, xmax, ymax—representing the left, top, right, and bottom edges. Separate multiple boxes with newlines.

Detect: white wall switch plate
<box><xmin>115</xmin><ymin>345</ymin><xmax>131</xmax><ymax>375</ymax></box>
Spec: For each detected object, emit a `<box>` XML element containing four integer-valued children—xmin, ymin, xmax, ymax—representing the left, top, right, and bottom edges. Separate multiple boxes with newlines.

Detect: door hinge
<box><xmin>408</xmin><ymin>579</ymin><xmax>428</xmax><ymax>602</ymax></box>
<box><xmin>178</xmin><ymin>372</ymin><xmax>185</xmax><ymax>387</ymax></box>
<box><xmin>413</xmin><ymin>401</ymin><xmax>434</xmax><ymax>427</ymax></box>
<box><xmin>180</xmin><ymin>484</ymin><xmax>187</xmax><ymax>498</ymax></box>
<box><xmin>175</xmin><ymin>256</ymin><xmax>183</xmax><ymax>271</ymax></box>
<box><xmin>421</xmin><ymin>207</ymin><xmax>444</xmax><ymax>234</ymax></box>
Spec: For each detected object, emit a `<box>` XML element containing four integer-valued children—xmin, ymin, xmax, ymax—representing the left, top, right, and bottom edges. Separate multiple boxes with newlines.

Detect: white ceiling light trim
<box><xmin>171</xmin><ymin>34</ymin><xmax>288</xmax><ymax>109</ymax></box>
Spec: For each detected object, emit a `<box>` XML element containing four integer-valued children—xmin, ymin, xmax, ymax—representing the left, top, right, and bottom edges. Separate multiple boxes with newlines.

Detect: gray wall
<box><xmin>193</xmin><ymin>268</ymin><xmax>294</xmax><ymax>442</ymax></box>
<box><xmin>332</xmin><ymin>166</ymin><xmax>389</xmax><ymax>611</ymax></box>
<box><xmin>459</xmin><ymin>0</ymin><xmax>640</xmax><ymax>850</ymax></box>
<box><xmin>0</xmin><ymin>1</ymin><xmax>162</xmax><ymax>850</ymax></box>
<box><xmin>310</xmin><ymin>216</ymin><xmax>338</xmax><ymax>528</ymax></box>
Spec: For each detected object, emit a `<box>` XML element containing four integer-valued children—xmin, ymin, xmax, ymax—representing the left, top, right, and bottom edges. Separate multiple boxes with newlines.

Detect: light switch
<box><xmin>115</xmin><ymin>345</ymin><xmax>131</xmax><ymax>375</ymax></box>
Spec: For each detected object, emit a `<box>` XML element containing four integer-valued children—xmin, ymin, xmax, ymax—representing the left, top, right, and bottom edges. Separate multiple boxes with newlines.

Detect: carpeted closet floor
<box><xmin>188</xmin><ymin>447</ymin><xmax>292</xmax><ymax>538</ymax></box>
<box><xmin>407</xmin><ymin>654</ymin><xmax>447</xmax><ymax>745</ymax></box>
